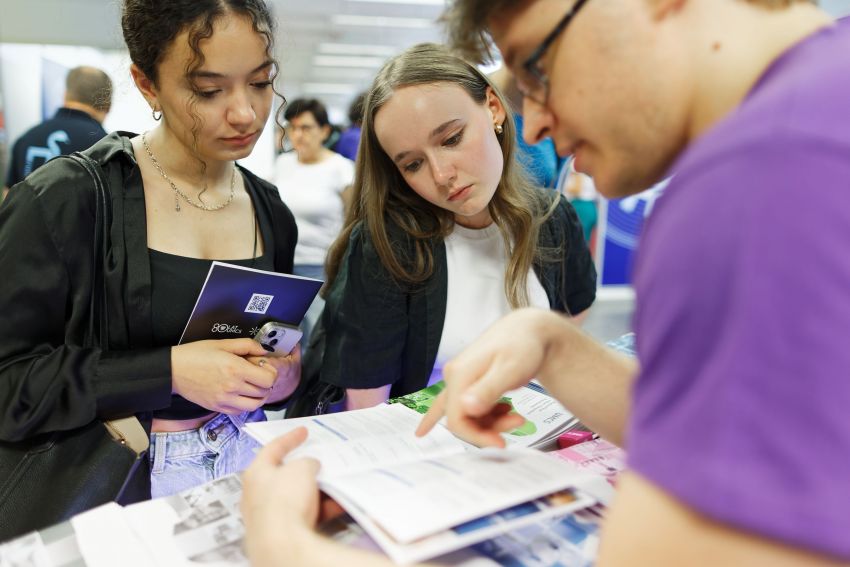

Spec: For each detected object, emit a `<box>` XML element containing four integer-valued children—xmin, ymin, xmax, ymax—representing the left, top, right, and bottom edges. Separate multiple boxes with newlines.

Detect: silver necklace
<box><xmin>142</xmin><ymin>131</ymin><xmax>236</xmax><ymax>212</ymax></box>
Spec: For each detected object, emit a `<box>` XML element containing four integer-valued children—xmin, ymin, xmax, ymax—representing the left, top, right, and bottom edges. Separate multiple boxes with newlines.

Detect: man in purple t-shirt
<box><xmin>235</xmin><ymin>2</ymin><xmax>850</xmax><ymax>567</ymax></box>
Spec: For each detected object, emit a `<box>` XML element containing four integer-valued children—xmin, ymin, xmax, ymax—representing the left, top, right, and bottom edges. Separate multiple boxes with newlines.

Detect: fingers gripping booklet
<box><xmin>178</xmin><ymin>261</ymin><xmax>323</xmax><ymax>347</ymax></box>
<box><xmin>244</xmin><ymin>402</ymin><xmax>603</xmax><ymax>564</ymax></box>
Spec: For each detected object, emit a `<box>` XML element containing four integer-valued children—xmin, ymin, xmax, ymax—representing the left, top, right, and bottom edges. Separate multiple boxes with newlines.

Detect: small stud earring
<box><xmin>494</xmin><ymin>123</ymin><xmax>504</xmax><ymax>135</ymax></box>
<box><xmin>152</xmin><ymin>107</ymin><xmax>162</xmax><ymax>121</ymax></box>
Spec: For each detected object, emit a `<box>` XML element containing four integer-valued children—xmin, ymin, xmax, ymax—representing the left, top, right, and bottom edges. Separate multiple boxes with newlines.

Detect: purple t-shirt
<box><xmin>628</xmin><ymin>18</ymin><xmax>850</xmax><ymax>559</ymax></box>
<box><xmin>334</xmin><ymin>126</ymin><xmax>361</xmax><ymax>162</ymax></box>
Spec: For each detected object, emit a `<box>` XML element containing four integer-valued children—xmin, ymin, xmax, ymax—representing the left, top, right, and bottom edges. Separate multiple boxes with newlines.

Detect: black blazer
<box><xmin>0</xmin><ymin>132</ymin><xmax>296</xmax><ymax>497</ymax></box>
<box><xmin>310</xmin><ymin>195</ymin><xmax>597</xmax><ymax>398</ymax></box>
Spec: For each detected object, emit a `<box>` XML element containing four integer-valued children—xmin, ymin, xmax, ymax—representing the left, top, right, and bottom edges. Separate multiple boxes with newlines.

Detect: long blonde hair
<box><xmin>324</xmin><ymin>43</ymin><xmax>558</xmax><ymax>308</ymax></box>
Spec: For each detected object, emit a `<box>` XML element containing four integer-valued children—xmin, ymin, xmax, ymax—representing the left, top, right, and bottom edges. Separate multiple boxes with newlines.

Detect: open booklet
<box><xmin>388</xmin><ymin>380</ymin><xmax>582</xmax><ymax>450</ymax></box>
<box><xmin>244</xmin><ymin>402</ymin><xmax>602</xmax><ymax>564</ymax></box>
<box><xmin>29</xmin><ymin>452</ymin><xmax>606</xmax><ymax>567</ymax></box>
<box><xmin>322</xmin><ymin>503</ymin><xmax>605</xmax><ymax>567</ymax></box>
<box><xmin>178</xmin><ymin>261</ymin><xmax>322</xmax><ymax>344</ymax></box>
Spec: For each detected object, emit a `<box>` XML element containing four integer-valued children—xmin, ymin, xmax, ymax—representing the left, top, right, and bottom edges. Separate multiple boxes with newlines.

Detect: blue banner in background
<box><xmin>597</xmin><ymin>182</ymin><xmax>666</xmax><ymax>285</ymax></box>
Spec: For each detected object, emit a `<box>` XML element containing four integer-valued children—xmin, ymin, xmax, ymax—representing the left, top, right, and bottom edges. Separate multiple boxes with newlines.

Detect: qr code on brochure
<box><xmin>244</xmin><ymin>293</ymin><xmax>274</xmax><ymax>314</ymax></box>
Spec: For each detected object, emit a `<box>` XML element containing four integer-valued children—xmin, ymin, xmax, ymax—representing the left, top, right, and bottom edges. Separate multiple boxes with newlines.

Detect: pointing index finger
<box><xmin>415</xmin><ymin>390</ymin><xmax>447</xmax><ymax>437</ymax></box>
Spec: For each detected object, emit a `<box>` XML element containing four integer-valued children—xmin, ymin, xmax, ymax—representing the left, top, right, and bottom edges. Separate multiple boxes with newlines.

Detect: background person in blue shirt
<box><xmin>3</xmin><ymin>66</ymin><xmax>112</xmax><ymax>197</ymax></box>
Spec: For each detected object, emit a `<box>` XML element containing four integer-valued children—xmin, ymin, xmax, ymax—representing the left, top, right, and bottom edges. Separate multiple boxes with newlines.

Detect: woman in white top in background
<box><xmin>272</xmin><ymin>98</ymin><xmax>355</xmax><ymax>343</ymax></box>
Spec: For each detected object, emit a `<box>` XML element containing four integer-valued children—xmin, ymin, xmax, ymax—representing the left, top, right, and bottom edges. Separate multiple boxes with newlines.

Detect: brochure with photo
<box><xmin>245</xmin><ymin>404</ymin><xmax>601</xmax><ymax>563</ymax></box>
<box><xmin>178</xmin><ymin>261</ymin><xmax>322</xmax><ymax>344</ymax></box>
<box><xmin>388</xmin><ymin>381</ymin><xmax>581</xmax><ymax>450</ymax></box>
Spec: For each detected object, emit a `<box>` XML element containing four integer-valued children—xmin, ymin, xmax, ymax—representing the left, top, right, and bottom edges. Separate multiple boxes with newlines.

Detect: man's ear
<box><xmin>484</xmin><ymin>86</ymin><xmax>508</xmax><ymax>130</ymax></box>
<box><xmin>130</xmin><ymin>63</ymin><xmax>158</xmax><ymax>109</ymax></box>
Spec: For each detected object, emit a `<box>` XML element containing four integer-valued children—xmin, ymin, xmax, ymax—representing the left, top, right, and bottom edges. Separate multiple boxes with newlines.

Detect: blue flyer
<box><xmin>179</xmin><ymin>261</ymin><xmax>323</xmax><ymax>344</ymax></box>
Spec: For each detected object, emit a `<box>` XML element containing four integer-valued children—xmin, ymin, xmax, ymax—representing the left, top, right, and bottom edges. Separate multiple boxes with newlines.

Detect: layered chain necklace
<box><xmin>142</xmin><ymin>132</ymin><xmax>236</xmax><ymax>212</ymax></box>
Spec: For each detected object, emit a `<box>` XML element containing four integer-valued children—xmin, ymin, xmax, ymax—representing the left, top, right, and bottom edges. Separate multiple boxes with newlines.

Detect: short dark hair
<box><xmin>65</xmin><ymin>66</ymin><xmax>113</xmax><ymax>112</ymax></box>
<box><xmin>284</xmin><ymin>98</ymin><xmax>330</xmax><ymax>128</ymax></box>
<box><xmin>347</xmin><ymin>92</ymin><xmax>367</xmax><ymax>126</ymax></box>
<box><xmin>441</xmin><ymin>0</ymin><xmax>818</xmax><ymax>64</ymax></box>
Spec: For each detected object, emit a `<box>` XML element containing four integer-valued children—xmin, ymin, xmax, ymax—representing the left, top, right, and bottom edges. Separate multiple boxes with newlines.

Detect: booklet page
<box><xmin>245</xmin><ymin>404</ymin><xmax>468</xmax><ymax>480</ymax></box>
<box><xmin>321</xmin><ymin>448</ymin><xmax>596</xmax><ymax>544</ymax></box>
<box><xmin>335</xmin><ymin>485</ymin><xmax>595</xmax><ymax>564</ymax></box>
<box><xmin>122</xmin><ymin>475</ymin><xmax>249</xmax><ymax>567</ymax></box>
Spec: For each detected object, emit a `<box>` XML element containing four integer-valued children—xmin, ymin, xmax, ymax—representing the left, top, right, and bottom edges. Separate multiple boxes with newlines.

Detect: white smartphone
<box><xmin>252</xmin><ymin>321</ymin><xmax>302</xmax><ymax>357</ymax></box>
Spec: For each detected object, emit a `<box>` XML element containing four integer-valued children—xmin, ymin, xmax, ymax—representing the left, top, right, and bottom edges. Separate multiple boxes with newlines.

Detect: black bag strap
<box><xmin>65</xmin><ymin>152</ymin><xmax>111</xmax><ymax>349</ymax></box>
<box><xmin>63</xmin><ymin>154</ymin><xmax>149</xmax><ymax>457</ymax></box>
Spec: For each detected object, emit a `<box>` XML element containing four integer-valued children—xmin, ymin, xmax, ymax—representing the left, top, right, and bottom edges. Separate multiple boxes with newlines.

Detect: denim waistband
<box><xmin>149</xmin><ymin>409</ymin><xmax>263</xmax><ymax>473</ymax></box>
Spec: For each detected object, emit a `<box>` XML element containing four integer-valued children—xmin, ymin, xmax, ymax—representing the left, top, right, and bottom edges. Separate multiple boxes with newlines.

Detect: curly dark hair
<box><xmin>122</xmin><ymin>0</ymin><xmax>285</xmax><ymax>162</ymax></box>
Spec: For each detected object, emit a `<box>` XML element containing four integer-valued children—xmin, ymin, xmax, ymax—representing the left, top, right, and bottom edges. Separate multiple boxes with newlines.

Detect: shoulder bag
<box><xmin>0</xmin><ymin>153</ymin><xmax>149</xmax><ymax>542</ymax></box>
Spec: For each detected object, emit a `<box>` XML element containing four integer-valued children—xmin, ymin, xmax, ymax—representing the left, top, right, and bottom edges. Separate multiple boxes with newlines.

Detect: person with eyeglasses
<box><xmin>239</xmin><ymin>0</ymin><xmax>850</xmax><ymax>566</ymax></box>
<box><xmin>421</xmin><ymin>0</ymin><xmax>844</xmax><ymax>566</ymax></box>
<box><xmin>272</xmin><ymin>98</ymin><xmax>356</xmax><ymax>347</ymax></box>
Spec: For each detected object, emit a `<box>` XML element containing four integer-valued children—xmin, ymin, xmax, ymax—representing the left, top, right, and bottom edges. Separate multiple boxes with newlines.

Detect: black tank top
<box><xmin>150</xmin><ymin>178</ymin><xmax>276</xmax><ymax>420</ymax></box>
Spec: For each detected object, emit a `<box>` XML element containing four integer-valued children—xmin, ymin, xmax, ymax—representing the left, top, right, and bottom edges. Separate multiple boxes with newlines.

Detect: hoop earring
<box><xmin>494</xmin><ymin>123</ymin><xmax>503</xmax><ymax>135</ymax></box>
<box><xmin>152</xmin><ymin>107</ymin><xmax>162</xmax><ymax>121</ymax></box>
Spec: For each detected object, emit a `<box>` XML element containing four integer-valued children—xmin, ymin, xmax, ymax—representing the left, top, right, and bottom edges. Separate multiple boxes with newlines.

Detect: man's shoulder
<box><xmin>11</xmin><ymin>118</ymin><xmax>57</xmax><ymax>147</ymax></box>
<box><xmin>678</xmin><ymin>21</ymin><xmax>850</xmax><ymax>179</ymax></box>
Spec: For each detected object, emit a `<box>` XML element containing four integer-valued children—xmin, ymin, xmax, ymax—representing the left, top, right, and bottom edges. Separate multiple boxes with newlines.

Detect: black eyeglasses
<box><xmin>518</xmin><ymin>0</ymin><xmax>591</xmax><ymax>105</ymax></box>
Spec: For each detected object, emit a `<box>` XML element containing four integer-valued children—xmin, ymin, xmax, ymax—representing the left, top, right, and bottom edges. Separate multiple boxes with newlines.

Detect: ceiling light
<box><xmin>331</xmin><ymin>15</ymin><xmax>434</xmax><ymax>28</ymax></box>
<box><xmin>302</xmin><ymin>83</ymin><xmax>362</xmax><ymax>95</ymax></box>
<box><xmin>318</xmin><ymin>43</ymin><xmax>397</xmax><ymax>57</ymax></box>
<box><xmin>313</xmin><ymin>55</ymin><xmax>387</xmax><ymax>68</ymax></box>
<box><xmin>347</xmin><ymin>0</ymin><xmax>445</xmax><ymax>4</ymax></box>
<box><xmin>311</xmin><ymin>67</ymin><xmax>378</xmax><ymax>80</ymax></box>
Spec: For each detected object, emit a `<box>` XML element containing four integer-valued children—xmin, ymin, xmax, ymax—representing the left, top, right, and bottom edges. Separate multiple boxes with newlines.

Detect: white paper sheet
<box><xmin>245</xmin><ymin>404</ymin><xmax>469</xmax><ymax>479</ymax></box>
<box><xmin>70</xmin><ymin>503</ymin><xmax>154</xmax><ymax>567</ymax></box>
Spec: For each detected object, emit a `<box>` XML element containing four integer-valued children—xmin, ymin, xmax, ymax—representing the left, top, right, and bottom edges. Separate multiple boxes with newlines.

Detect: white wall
<box><xmin>1</xmin><ymin>43</ymin><xmax>276</xmax><ymax>183</ymax></box>
<box><xmin>823</xmin><ymin>0</ymin><xmax>850</xmax><ymax>17</ymax></box>
<box><xmin>1</xmin><ymin>45</ymin><xmax>45</xmax><ymax>159</ymax></box>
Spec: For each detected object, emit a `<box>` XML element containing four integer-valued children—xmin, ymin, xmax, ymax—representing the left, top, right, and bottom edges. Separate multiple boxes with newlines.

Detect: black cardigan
<box><xmin>310</xmin><ymin>195</ymin><xmax>596</xmax><ymax>398</ymax></box>
<box><xmin>0</xmin><ymin>132</ymin><xmax>296</xmax><ymax>495</ymax></box>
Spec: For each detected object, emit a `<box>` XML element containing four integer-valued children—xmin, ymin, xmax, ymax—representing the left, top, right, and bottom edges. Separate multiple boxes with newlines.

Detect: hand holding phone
<box><xmin>253</xmin><ymin>321</ymin><xmax>303</xmax><ymax>357</ymax></box>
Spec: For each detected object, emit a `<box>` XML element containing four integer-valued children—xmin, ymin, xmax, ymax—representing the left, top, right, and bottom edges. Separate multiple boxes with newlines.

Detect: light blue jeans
<box><xmin>149</xmin><ymin>409</ymin><xmax>265</xmax><ymax>498</ymax></box>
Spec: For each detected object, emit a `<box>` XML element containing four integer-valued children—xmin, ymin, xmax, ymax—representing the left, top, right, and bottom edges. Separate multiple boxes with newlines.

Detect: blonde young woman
<box><xmin>303</xmin><ymin>44</ymin><xmax>596</xmax><ymax>410</ymax></box>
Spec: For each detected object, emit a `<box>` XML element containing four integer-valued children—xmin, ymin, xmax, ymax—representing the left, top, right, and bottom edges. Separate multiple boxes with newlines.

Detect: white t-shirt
<box><xmin>272</xmin><ymin>152</ymin><xmax>355</xmax><ymax>266</ymax></box>
<box><xmin>430</xmin><ymin>223</ymin><xmax>550</xmax><ymax>385</ymax></box>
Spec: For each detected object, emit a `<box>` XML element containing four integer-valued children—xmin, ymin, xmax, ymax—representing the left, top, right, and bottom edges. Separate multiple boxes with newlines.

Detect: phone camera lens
<box><xmin>262</xmin><ymin>344</ymin><xmax>274</xmax><ymax>352</ymax></box>
<box><xmin>270</xmin><ymin>338</ymin><xmax>279</xmax><ymax>346</ymax></box>
<box><xmin>268</xmin><ymin>330</ymin><xmax>278</xmax><ymax>338</ymax></box>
